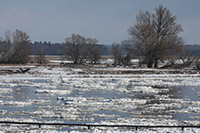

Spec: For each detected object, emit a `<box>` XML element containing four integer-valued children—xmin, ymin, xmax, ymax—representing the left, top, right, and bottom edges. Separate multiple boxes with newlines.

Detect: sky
<box><xmin>0</xmin><ymin>0</ymin><xmax>200</xmax><ymax>44</ymax></box>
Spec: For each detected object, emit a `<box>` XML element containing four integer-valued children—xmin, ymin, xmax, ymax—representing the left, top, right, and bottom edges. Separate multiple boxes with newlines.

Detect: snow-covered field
<box><xmin>0</xmin><ymin>65</ymin><xmax>200</xmax><ymax>132</ymax></box>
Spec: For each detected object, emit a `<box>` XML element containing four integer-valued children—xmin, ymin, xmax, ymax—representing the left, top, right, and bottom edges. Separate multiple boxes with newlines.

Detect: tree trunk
<box><xmin>154</xmin><ymin>59</ymin><xmax>158</xmax><ymax>68</ymax></box>
<box><xmin>139</xmin><ymin>60</ymin><xmax>142</xmax><ymax>67</ymax></box>
<box><xmin>147</xmin><ymin>60</ymin><xmax>153</xmax><ymax>68</ymax></box>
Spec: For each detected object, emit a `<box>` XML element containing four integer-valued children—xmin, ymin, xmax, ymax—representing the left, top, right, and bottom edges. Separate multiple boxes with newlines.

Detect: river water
<box><xmin>0</xmin><ymin>70</ymin><xmax>200</xmax><ymax>131</ymax></box>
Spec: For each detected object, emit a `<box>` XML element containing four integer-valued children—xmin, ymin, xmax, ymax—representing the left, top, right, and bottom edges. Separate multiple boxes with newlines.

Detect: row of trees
<box><xmin>64</xmin><ymin>34</ymin><xmax>101</xmax><ymax>64</ymax></box>
<box><xmin>0</xmin><ymin>31</ymin><xmax>101</xmax><ymax>64</ymax></box>
<box><xmin>0</xmin><ymin>5</ymin><xmax>198</xmax><ymax>68</ymax></box>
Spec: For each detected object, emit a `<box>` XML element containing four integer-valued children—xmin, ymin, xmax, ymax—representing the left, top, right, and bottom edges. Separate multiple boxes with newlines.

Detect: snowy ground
<box><xmin>0</xmin><ymin>65</ymin><xmax>200</xmax><ymax>132</ymax></box>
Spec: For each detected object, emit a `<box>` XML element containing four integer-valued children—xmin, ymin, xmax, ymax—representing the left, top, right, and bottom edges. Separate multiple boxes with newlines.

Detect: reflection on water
<box><xmin>172</xmin><ymin>86</ymin><xmax>200</xmax><ymax>121</ymax></box>
<box><xmin>12</xmin><ymin>87</ymin><xmax>30</xmax><ymax>101</ymax></box>
<box><xmin>68</xmin><ymin>89</ymin><xmax>127</xmax><ymax>99</ymax></box>
<box><xmin>0</xmin><ymin>78</ymin><xmax>200</xmax><ymax>125</ymax></box>
<box><xmin>176</xmin><ymin>86</ymin><xmax>199</xmax><ymax>101</ymax></box>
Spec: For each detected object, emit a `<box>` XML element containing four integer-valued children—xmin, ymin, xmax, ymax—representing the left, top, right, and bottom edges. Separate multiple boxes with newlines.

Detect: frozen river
<box><xmin>0</xmin><ymin>66</ymin><xmax>200</xmax><ymax>132</ymax></box>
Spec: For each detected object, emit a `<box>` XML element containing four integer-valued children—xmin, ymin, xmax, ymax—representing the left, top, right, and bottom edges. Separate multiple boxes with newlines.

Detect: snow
<box><xmin>49</xmin><ymin>60</ymin><xmax>73</xmax><ymax>64</ymax></box>
<box><xmin>0</xmin><ymin>65</ymin><xmax>200</xmax><ymax>132</ymax></box>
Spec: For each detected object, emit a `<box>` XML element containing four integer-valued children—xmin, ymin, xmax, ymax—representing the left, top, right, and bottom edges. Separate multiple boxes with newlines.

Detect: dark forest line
<box><xmin>30</xmin><ymin>42</ymin><xmax>200</xmax><ymax>56</ymax></box>
<box><xmin>30</xmin><ymin>41</ymin><xmax>112</xmax><ymax>55</ymax></box>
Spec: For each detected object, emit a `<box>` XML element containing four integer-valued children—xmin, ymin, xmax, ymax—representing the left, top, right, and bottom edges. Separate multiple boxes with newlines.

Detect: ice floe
<box><xmin>0</xmin><ymin>65</ymin><xmax>200</xmax><ymax>132</ymax></box>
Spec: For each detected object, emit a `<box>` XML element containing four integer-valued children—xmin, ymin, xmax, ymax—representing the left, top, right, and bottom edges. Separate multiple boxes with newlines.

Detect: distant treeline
<box><xmin>30</xmin><ymin>41</ymin><xmax>112</xmax><ymax>55</ymax></box>
<box><xmin>187</xmin><ymin>44</ymin><xmax>200</xmax><ymax>55</ymax></box>
<box><xmin>30</xmin><ymin>42</ymin><xmax>200</xmax><ymax>56</ymax></box>
<box><xmin>31</xmin><ymin>41</ymin><xmax>63</xmax><ymax>55</ymax></box>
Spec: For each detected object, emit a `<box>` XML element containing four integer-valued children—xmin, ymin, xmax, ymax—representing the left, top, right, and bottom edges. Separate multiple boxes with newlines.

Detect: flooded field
<box><xmin>0</xmin><ymin>66</ymin><xmax>200</xmax><ymax>132</ymax></box>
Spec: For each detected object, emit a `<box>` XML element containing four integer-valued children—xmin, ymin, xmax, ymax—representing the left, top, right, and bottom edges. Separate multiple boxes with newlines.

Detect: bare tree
<box><xmin>65</xmin><ymin>34</ymin><xmax>87</xmax><ymax>64</ymax></box>
<box><xmin>129</xmin><ymin>5</ymin><xmax>184</xmax><ymax>68</ymax></box>
<box><xmin>119</xmin><ymin>40</ymin><xmax>130</xmax><ymax>65</ymax></box>
<box><xmin>112</xmin><ymin>43</ymin><xmax>123</xmax><ymax>65</ymax></box>
<box><xmin>0</xmin><ymin>31</ymin><xmax>12</xmax><ymax>63</ymax></box>
<box><xmin>195</xmin><ymin>58</ymin><xmax>200</xmax><ymax>70</ymax></box>
<box><xmin>35</xmin><ymin>48</ymin><xmax>47</xmax><ymax>65</ymax></box>
<box><xmin>0</xmin><ymin>29</ymin><xmax>31</xmax><ymax>64</ymax></box>
<box><xmin>12</xmin><ymin>29</ymin><xmax>31</xmax><ymax>64</ymax></box>
<box><xmin>64</xmin><ymin>34</ymin><xmax>100</xmax><ymax>64</ymax></box>
<box><xmin>86</xmin><ymin>38</ymin><xmax>101</xmax><ymax>64</ymax></box>
<box><xmin>177</xmin><ymin>45</ymin><xmax>195</xmax><ymax>66</ymax></box>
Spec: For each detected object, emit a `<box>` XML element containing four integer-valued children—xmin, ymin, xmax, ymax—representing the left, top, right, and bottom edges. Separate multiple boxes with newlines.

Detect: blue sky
<box><xmin>0</xmin><ymin>0</ymin><xmax>200</xmax><ymax>44</ymax></box>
